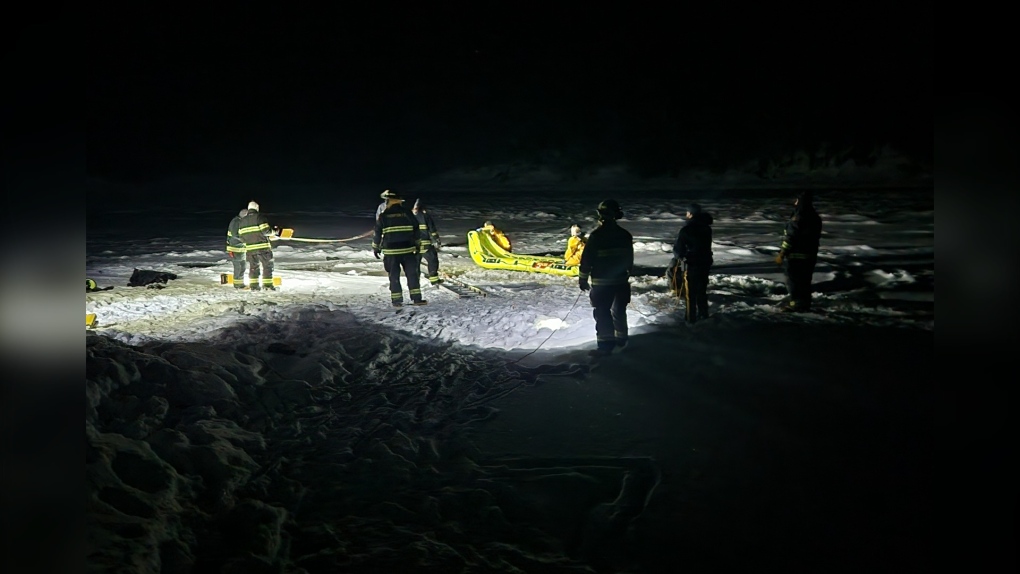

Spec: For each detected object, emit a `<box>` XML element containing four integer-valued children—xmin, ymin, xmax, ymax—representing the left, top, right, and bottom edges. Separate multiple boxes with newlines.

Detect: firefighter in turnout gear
<box><xmin>238</xmin><ymin>201</ymin><xmax>278</xmax><ymax>291</ymax></box>
<box><xmin>578</xmin><ymin>199</ymin><xmax>634</xmax><ymax>356</ymax></box>
<box><xmin>373</xmin><ymin>191</ymin><xmax>427</xmax><ymax>306</ymax></box>
<box><xmin>775</xmin><ymin>190</ymin><xmax>822</xmax><ymax>311</ymax></box>
<box><xmin>412</xmin><ymin>198</ymin><xmax>443</xmax><ymax>285</ymax></box>
<box><xmin>563</xmin><ymin>224</ymin><xmax>586</xmax><ymax>266</ymax></box>
<box><xmin>226</xmin><ymin>208</ymin><xmax>248</xmax><ymax>289</ymax></box>
<box><xmin>672</xmin><ymin>203</ymin><xmax>714</xmax><ymax>323</ymax></box>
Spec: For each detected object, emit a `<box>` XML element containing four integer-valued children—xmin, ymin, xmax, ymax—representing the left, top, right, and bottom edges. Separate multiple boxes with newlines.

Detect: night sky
<box><xmin>87</xmin><ymin>4</ymin><xmax>932</xmax><ymax>192</ymax></box>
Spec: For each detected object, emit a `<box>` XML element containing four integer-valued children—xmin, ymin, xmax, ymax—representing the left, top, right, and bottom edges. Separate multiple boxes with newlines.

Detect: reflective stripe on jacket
<box><xmin>227</xmin><ymin>215</ymin><xmax>247</xmax><ymax>253</ymax></box>
<box><xmin>238</xmin><ymin>210</ymin><xmax>273</xmax><ymax>251</ymax></box>
<box><xmin>374</xmin><ymin>205</ymin><xmax>419</xmax><ymax>255</ymax></box>
<box><xmin>415</xmin><ymin>210</ymin><xmax>440</xmax><ymax>248</ymax></box>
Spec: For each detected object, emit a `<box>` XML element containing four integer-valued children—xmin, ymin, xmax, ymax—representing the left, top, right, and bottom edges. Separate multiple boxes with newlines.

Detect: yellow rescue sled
<box><xmin>467</xmin><ymin>229</ymin><xmax>579</xmax><ymax>277</ymax></box>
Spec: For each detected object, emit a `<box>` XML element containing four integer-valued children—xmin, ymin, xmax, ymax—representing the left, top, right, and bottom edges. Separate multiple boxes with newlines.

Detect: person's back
<box><xmin>238</xmin><ymin>201</ymin><xmax>276</xmax><ymax>290</ymax></box>
<box><xmin>674</xmin><ymin>204</ymin><xmax>713</xmax><ymax>322</ymax></box>
<box><xmin>376</xmin><ymin>203</ymin><xmax>418</xmax><ymax>253</ymax></box>
<box><xmin>373</xmin><ymin>192</ymin><xmax>426</xmax><ymax>306</ymax></box>
<box><xmin>412</xmin><ymin>199</ymin><xmax>440</xmax><ymax>247</ymax></box>
<box><xmin>238</xmin><ymin>205</ymin><xmax>272</xmax><ymax>249</ymax></box>
<box><xmin>675</xmin><ymin>210</ymin><xmax>714</xmax><ymax>267</ymax></box>
<box><xmin>776</xmin><ymin>191</ymin><xmax>822</xmax><ymax>311</ymax></box>
<box><xmin>580</xmin><ymin>219</ymin><xmax>633</xmax><ymax>285</ymax></box>
<box><xmin>784</xmin><ymin>201</ymin><xmax>822</xmax><ymax>256</ymax></box>
<box><xmin>226</xmin><ymin>208</ymin><xmax>248</xmax><ymax>289</ymax></box>
<box><xmin>412</xmin><ymin>198</ymin><xmax>442</xmax><ymax>285</ymax></box>
<box><xmin>578</xmin><ymin>199</ymin><xmax>633</xmax><ymax>356</ymax></box>
<box><xmin>227</xmin><ymin>209</ymin><xmax>247</xmax><ymax>250</ymax></box>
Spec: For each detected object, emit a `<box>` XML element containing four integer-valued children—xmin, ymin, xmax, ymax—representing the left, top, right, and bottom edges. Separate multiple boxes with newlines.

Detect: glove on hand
<box><xmin>579</xmin><ymin>277</ymin><xmax>590</xmax><ymax>291</ymax></box>
<box><xmin>373</xmin><ymin>250</ymin><xmax>381</xmax><ymax>259</ymax></box>
<box><xmin>774</xmin><ymin>252</ymin><xmax>785</xmax><ymax>265</ymax></box>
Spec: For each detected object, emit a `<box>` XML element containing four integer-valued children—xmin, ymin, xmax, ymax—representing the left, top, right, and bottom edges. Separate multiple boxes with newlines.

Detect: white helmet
<box><xmin>248</xmin><ymin>201</ymin><xmax>260</xmax><ymax>211</ymax></box>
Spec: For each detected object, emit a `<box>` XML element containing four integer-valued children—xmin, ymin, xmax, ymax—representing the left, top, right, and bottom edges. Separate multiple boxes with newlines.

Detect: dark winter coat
<box><xmin>373</xmin><ymin>203</ymin><xmax>419</xmax><ymax>256</ymax></box>
<box><xmin>579</xmin><ymin>219</ymin><xmax>634</xmax><ymax>286</ymax></box>
<box><xmin>780</xmin><ymin>201</ymin><xmax>822</xmax><ymax>259</ymax></box>
<box><xmin>227</xmin><ymin>209</ymin><xmax>247</xmax><ymax>253</ymax></box>
<box><xmin>673</xmin><ymin>212</ymin><xmax>714</xmax><ymax>267</ymax></box>
<box><xmin>238</xmin><ymin>209</ymin><xmax>274</xmax><ymax>252</ymax></box>
<box><xmin>414</xmin><ymin>209</ymin><xmax>441</xmax><ymax>248</ymax></box>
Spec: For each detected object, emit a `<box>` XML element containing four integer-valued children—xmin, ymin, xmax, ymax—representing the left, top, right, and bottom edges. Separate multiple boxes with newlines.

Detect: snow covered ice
<box><xmin>85</xmin><ymin>188</ymin><xmax>936</xmax><ymax>573</ymax></box>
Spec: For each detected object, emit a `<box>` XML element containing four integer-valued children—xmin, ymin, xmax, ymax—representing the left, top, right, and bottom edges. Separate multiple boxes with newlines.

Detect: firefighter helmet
<box><xmin>596</xmin><ymin>199</ymin><xmax>623</xmax><ymax>221</ymax></box>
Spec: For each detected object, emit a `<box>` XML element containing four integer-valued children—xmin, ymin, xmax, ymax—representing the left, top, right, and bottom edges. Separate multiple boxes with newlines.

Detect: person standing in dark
<box><xmin>376</xmin><ymin>189</ymin><xmax>396</xmax><ymax>221</ymax></box>
<box><xmin>578</xmin><ymin>199</ymin><xmax>634</xmax><ymax>356</ymax></box>
<box><xmin>238</xmin><ymin>200</ymin><xmax>277</xmax><ymax>291</ymax></box>
<box><xmin>412</xmin><ymin>198</ymin><xmax>443</xmax><ymax>286</ymax></box>
<box><xmin>226</xmin><ymin>208</ymin><xmax>248</xmax><ymax>289</ymax></box>
<box><xmin>373</xmin><ymin>191</ymin><xmax>427</xmax><ymax>306</ymax></box>
<box><xmin>775</xmin><ymin>190</ymin><xmax>822</xmax><ymax>311</ymax></box>
<box><xmin>673</xmin><ymin>203</ymin><xmax>714</xmax><ymax>323</ymax></box>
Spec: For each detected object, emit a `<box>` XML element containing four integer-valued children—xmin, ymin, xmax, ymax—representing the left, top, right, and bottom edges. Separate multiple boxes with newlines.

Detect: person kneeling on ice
<box><xmin>563</xmin><ymin>224</ymin><xmax>586</xmax><ymax>266</ymax></box>
<box><xmin>373</xmin><ymin>190</ymin><xmax>427</xmax><ymax>307</ymax></box>
<box><xmin>578</xmin><ymin>199</ymin><xmax>634</xmax><ymax>356</ymax></box>
<box><xmin>481</xmin><ymin>220</ymin><xmax>512</xmax><ymax>252</ymax></box>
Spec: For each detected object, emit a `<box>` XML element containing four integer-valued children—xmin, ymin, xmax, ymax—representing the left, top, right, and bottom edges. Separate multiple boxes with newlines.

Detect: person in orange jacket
<box><xmin>563</xmin><ymin>224</ymin><xmax>586</xmax><ymax>265</ymax></box>
<box><xmin>481</xmin><ymin>220</ymin><xmax>512</xmax><ymax>252</ymax></box>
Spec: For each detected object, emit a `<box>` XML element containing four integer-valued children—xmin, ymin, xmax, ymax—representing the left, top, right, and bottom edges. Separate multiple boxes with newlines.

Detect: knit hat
<box><xmin>239</xmin><ymin>208</ymin><xmax>248</xmax><ymax>217</ymax></box>
<box><xmin>248</xmin><ymin>201</ymin><xmax>260</xmax><ymax>211</ymax></box>
<box><xmin>688</xmin><ymin>203</ymin><xmax>702</xmax><ymax>215</ymax></box>
<box><xmin>413</xmin><ymin>198</ymin><xmax>422</xmax><ymax>210</ymax></box>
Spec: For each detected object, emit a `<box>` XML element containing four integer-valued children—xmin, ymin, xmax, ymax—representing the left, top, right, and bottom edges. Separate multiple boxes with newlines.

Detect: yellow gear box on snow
<box><xmin>219</xmin><ymin>273</ymin><xmax>282</xmax><ymax>286</ymax></box>
<box><xmin>279</xmin><ymin>228</ymin><xmax>294</xmax><ymax>239</ymax></box>
<box><xmin>86</xmin><ymin>313</ymin><xmax>98</xmax><ymax>328</ymax></box>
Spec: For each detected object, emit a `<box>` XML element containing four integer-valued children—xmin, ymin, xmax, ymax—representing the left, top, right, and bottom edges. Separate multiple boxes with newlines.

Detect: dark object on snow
<box><xmin>86</xmin><ymin>278</ymin><xmax>115</xmax><ymax>292</ymax></box>
<box><xmin>128</xmin><ymin>269</ymin><xmax>179</xmax><ymax>287</ymax></box>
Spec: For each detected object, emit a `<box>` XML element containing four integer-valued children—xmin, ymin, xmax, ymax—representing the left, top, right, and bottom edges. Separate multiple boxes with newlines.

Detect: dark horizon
<box><xmin>87</xmin><ymin>4</ymin><xmax>932</xmax><ymax>201</ymax></box>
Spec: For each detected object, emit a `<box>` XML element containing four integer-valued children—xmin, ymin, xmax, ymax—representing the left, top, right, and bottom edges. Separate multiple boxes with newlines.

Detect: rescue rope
<box><xmin>277</xmin><ymin>230</ymin><xmax>373</xmax><ymax>243</ymax></box>
<box><xmin>457</xmin><ymin>289</ymin><xmax>588</xmax><ymax>410</ymax></box>
<box><xmin>510</xmin><ymin>288</ymin><xmax>586</xmax><ymax>365</ymax></box>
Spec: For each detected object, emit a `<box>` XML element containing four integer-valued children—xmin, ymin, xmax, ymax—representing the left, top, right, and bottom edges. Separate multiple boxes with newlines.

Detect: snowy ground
<box><xmin>84</xmin><ymin>188</ymin><xmax>937</xmax><ymax>573</ymax></box>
